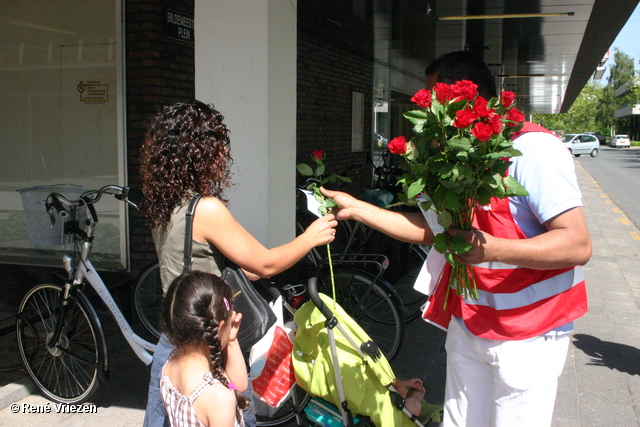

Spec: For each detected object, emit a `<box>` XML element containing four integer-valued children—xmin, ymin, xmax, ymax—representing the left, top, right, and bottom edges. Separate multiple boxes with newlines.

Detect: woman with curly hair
<box><xmin>140</xmin><ymin>100</ymin><xmax>337</xmax><ymax>427</ymax></box>
<box><xmin>160</xmin><ymin>271</ymin><xmax>246</xmax><ymax>427</ymax></box>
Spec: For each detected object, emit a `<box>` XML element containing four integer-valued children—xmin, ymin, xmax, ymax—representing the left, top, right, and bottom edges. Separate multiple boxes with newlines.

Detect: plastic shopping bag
<box><xmin>249</xmin><ymin>296</ymin><xmax>296</xmax><ymax>408</ymax></box>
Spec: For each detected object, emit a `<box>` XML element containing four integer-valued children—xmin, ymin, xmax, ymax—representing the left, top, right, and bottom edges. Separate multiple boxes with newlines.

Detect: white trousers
<box><xmin>443</xmin><ymin>318</ymin><xmax>570</xmax><ymax>427</ymax></box>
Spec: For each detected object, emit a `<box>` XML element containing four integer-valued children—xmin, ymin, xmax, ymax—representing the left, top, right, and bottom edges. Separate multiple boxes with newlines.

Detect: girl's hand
<box><xmin>303</xmin><ymin>214</ymin><xmax>338</xmax><ymax>246</ymax></box>
<box><xmin>228</xmin><ymin>311</ymin><xmax>242</xmax><ymax>342</ymax></box>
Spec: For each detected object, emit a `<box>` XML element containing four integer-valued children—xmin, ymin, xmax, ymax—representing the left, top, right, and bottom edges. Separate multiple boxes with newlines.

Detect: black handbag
<box><xmin>182</xmin><ymin>195</ymin><xmax>277</xmax><ymax>351</ymax></box>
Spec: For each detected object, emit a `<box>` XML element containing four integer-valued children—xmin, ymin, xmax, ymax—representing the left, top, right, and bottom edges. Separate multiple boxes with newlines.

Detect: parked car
<box><xmin>610</xmin><ymin>134</ymin><xmax>631</xmax><ymax>148</ymax></box>
<box><xmin>560</xmin><ymin>133</ymin><xmax>599</xmax><ymax>157</ymax></box>
<box><xmin>585</xmin><ymin>132</ymin><xmax>606</xmax><ymax>145</ymax></box>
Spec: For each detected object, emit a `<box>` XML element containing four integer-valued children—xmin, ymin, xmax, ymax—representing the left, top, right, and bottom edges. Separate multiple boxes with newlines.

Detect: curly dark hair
<box><xmin>161</xmin><ymin>271</ymin><xmax>249</xmax><ymax>411</ymax></box>
<box><xmin>140</xmin><ymin>100</ymin><xmax>233</xmax><ymax>231</ymax></box>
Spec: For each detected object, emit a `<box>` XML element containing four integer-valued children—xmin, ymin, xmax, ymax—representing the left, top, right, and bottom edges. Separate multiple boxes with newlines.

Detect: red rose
<box><xmin>312</xmin><ymin>150</ymin><xmax>324</xmax><ymax>161</ymax></box>
<box><xmin>505</xmin><ymin>108</ymin><xmax>525</xmax><ymax>127</ymax></box>
<box><xmin>450</xmin><ymin>80</ymin><xmax>478</xmax><ymax>102</ymax></box>
<box><xmin>487</xmin><ymin>114</ymin><xmax>502</xmax><ymax>135</ymax></box>
<box><xmin>500</xmin><ymin>91</ymin><xmax>516</xmax><ymax>108</ymax></box>
<box><xmin>471</xmin><ymin>122</ymin><xmax>493</xmax><ymax>142</ymax></box>
<box><xmin>433</xmin><ymin>82</ymin><xmax>452</xmax><ymax>104</ymax></box>
<box><xmin>388</xmin><ymin>136</ymin><xmax>408</xmax><ymax>154</ymax></box>
<box><xmin>473</xmin><ymin>96</ymin><xmax>493</xmax><ymax>118</ymax></box>
<box><xmin>453</xmin><ymin>108</ymin><xmax>478</xmax><ymax>129</ymax></box>
<box><xmin>411</xmin><ymin>89</ymin><xmax>432</xmax><ymax>108</ymax></box>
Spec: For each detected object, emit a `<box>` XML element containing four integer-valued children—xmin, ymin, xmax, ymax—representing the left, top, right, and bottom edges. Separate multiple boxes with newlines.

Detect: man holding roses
<box><xmin>321</xmin><ymin>50</ymin><xmax>591</xmax><ymax>427</ymax></box>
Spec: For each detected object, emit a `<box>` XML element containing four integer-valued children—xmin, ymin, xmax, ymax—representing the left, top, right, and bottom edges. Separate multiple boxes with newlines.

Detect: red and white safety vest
<box><xmin>422</xmin><ymin>122</ymin><xmax>588</xmax><ymax>340</ymax></box>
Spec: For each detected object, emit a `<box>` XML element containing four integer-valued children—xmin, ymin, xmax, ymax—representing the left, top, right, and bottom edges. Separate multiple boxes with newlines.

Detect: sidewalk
<box><xmin>552</xmin><ymin>162</ymin><xmax>640</xmax><ymax>427</ymax></box>
<box><xmin>0</xmin><ymin>162</ymin><xmax>639</xmax><ymax>426</ymax></box>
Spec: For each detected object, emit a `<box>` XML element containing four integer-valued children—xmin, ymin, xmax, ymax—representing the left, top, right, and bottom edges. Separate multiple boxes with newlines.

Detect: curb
<box><xmin>0</xmin><ymin>376</ymin><xmax>36</xmax><ymax>411</ymax></box>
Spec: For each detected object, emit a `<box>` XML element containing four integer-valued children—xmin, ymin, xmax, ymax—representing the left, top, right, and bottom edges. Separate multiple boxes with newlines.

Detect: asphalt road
<box><xmin>575</xmin><ymin>145</ymin><xmax>640</xmax><ymax>229</ymax></box>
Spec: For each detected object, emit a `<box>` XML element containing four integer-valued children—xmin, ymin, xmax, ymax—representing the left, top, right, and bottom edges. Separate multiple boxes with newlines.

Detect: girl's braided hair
<box><xmin>160</xmin><ymin>271</ymin><xmax>248</xmax><ymax>411</ymax></box>
<box><xmin>140</xmin><ymin>100</ymin><xmax>233</xmax><ymax>231</ymax></box>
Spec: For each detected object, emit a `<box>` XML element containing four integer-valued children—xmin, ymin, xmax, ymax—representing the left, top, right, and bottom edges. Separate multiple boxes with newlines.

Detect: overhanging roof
<box><xmin>299</xmin><ymin>0</ymin><xmax>640</xmax><ymax>115</ymax></box>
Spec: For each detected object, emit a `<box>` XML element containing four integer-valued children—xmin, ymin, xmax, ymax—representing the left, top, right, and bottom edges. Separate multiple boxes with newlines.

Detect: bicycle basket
<box><xmin>18</xmin><ymin>184</ymin><xmax>85</xmax><ymax>247</ymax></box>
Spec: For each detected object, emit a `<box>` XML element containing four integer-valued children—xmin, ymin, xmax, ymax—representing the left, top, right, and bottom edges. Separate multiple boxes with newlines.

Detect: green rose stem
<box><xmin>326</xmin><ymin>242</ymin><xmax>337</xmax><ymax>307</ymax></box>
<box><xmin>296</xmin><ymin>151</ymin><xmax>351</xmax><ymax>309</ymax></box>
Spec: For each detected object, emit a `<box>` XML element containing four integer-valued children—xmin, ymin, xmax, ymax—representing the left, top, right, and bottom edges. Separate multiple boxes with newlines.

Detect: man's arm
<box><xmin>453</xmin><ymin>206</ymin><xmax>592</xmax><ymax>269</ymax></box>
<box><xmin>320</xmin><ymin>187</ymin><xmax>435</xmax><ymax>245</ymax></box>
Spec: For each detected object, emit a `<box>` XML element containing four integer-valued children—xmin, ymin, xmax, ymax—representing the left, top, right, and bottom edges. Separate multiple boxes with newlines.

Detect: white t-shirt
<box><xmin>508</xmin><ymin>131</ymin><xmax>582</xmax><ymax>237</ymax></box>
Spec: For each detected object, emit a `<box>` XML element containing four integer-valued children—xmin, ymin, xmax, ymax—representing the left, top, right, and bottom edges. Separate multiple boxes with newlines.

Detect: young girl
<box><xmin>160</xmin><ymin>271</ymin><xmax>247</xmax><ymax>427</ymax></box>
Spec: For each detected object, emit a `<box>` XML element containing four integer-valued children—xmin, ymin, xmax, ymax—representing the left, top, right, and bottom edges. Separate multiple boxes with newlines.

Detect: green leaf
<box><xmin>476</xmin><ymin>185</ymin><xmax>492</xmax><ymax>206</ymax></box>
<box><xmin>448</xmin><ymin>233</ymin><xmax>472</xmax><ymax>255</ymax></box>
<box><xmin>404</xmin><ymin>110</ymin><xmax>429</xmax><ymax>120</ymax></box>
<box><xmin>503</xmin><ymin>175</ymin><xmax>529</xmax><ymax>197</ymax></box>
<box><xmin>407</xmin><ymin>178</ymin><xmax>426</xmax><ymax>199</ymax></box>
<box><xmin>437</xmin><ymin>211</ymin><xmax>452</xmax><ymax>229</ymax></box>
<box><xmin>456</xmin><ymin>151</ymin><xmax>469</xmax><ymax>161</ymax></box>
<box><xmin>336</xmin><ymin>175</ymin><xmax>352</xmax><ymax>183</ymax></box>
<box><xmin>433</xmin><ymin>233</ymin><xmax>448</xmax><ymax>254</ymax></box>
<box><xmin>444</xmin><ymin>251</ymin><xmax>455</xmax><ymax>265</ymax></box>
<box><xmin>297</xmin><ymin>163</ymin><xmax>314</xmax><ymax>176</ymax></box>
<box><xmin>398</xmin><ymin>192</ymin><xmax>418</xmax><ymax>206</ymax></box>
<box><xmin>444</xmin><ymin>190</ymin><xmax>461</xmax><ymax>210</ymax></box>
<box><xmin>419</xmin><ymin>199</ymin><xmax>433</xmax><ymax>211</ymax></box>
<box><xmin>404</xmin><ymin>110</ymin><xmax>428</xmax><ymax>127</ymax></box>
<box><xmin>447</xmin><ymin>137</ymin><xmax>472</xmax><ymax>151</ymax></box>
<box><xmin>481</xmin><ymin>173</ymin><xmax>502</xmax><ymax>188</ymax></box>
<box><xmin>324</xmin><ymin>198</ymin><xmax>337</xmax><ymax>209</ymax></box>
<box><xmin>315</xmin><ymin>164</ymin><xmax>326</xmax><ymax>176</ymax></box>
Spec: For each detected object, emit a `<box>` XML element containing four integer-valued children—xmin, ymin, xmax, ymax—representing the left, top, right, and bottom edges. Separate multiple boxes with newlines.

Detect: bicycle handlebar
<box><xmin>307</xmin><ymin>276</ymin><xmax>336</xmax><ymax>322</ymax></box>
<box><xmin>46</xmin><ymin>185</ymin><xmax>142</xmax><ymax>213</ymax></box>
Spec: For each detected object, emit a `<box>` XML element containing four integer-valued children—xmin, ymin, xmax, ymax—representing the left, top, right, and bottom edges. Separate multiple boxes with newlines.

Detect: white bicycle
<box><xmin>16</xmin><ymin>185</ymin><xmax>156</xmax><ymax>404</ymax></box>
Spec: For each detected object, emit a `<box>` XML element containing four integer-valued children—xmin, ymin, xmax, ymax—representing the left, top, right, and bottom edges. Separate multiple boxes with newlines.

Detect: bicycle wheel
<box><xmin>16</xmin><ymin>283</ymin><xmax>103</xmax><ymax>403</ymax></box>
<box><xmin>255</xmin><ymin>384</ymin><xmax>311</xmax><ymax>426</ymax></box>
<box><xmin>134</xmin><ymin>262</ymin><xmax>163</xmax><ymax>339</ymax></box>
<box><xmin>319</xmin><ymin>265</ymin><xmax>404</xmax><ymax>361</ymax></box>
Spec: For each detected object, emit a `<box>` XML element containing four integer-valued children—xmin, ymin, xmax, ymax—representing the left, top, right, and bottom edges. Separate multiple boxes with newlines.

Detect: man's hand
<box><xmin>447</xmin><ymin>207</ymin><xmax>592</xmax><ymax>269</ymax></box>
<box><xmin>449</xmin><ymin>228</ymin><xmax>491</xmax><ymax>265</ymax></box>
<box><xmin>319</xmin><ymin>187</ymin><xmax>357</xmax><ymax>220</ymax></box>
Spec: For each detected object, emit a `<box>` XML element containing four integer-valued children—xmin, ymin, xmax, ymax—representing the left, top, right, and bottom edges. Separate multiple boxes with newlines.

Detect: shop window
<box><xmin>0</xmin><ymin>0</ymin><xmax>126</xmax><ymax>269</ymax></box>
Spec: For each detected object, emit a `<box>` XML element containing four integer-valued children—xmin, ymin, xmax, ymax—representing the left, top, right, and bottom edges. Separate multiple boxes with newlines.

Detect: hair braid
<box><xmin>204</xmin><ymin>318</ymin><xmax>249</xmax><ymax>410</ymax></box>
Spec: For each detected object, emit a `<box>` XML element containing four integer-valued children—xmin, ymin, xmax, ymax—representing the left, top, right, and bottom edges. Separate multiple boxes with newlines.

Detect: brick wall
<box><xmin>125</xmin><ymin>0</ymin><xmax>195</xmax><ymax>273</ymax></box>
<box><xmin>297</xmin><ymin>31</ymin><xmax>373</xmax><ymax>197</ymax></box>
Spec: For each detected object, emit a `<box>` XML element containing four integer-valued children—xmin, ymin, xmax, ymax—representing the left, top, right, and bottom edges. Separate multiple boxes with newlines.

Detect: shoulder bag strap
<box><xmin>182</xmin><ymin>194</ymin><xmax>203</xmax><ymax>274</ymax></box>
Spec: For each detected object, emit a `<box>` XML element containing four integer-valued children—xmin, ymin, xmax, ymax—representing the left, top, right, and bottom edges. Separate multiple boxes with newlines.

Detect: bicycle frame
<box><xmin>72</xmin><ymin>244</ymin><xmax>156</xmax><ymax>365</ymax></box>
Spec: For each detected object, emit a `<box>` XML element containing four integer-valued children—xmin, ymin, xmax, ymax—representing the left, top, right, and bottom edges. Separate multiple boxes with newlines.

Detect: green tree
<box><xmin>607</xmin><ymin>48</ymin><xmax>636</xmax><ymax>135</ymax></box>
<box><xmin>533</xmin><ymin>82</ymin><xmax>605</xmax><ymax>134</ymax></box>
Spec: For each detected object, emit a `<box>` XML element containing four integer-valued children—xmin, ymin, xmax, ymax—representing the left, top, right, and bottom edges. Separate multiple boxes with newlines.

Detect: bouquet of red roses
<box><xmin>389</xmin><ymin>80</ymin><xmax>527</xmax><ymax>299</ymax></box>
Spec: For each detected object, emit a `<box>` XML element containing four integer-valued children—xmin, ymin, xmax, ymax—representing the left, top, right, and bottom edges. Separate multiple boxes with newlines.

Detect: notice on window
<box><xmin>77</xmin><ymin>81</ymin><xmax>108</xmax><ymax>103</ymax></box>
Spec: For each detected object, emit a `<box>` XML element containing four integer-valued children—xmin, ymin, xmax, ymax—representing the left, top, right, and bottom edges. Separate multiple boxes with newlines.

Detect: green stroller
<box><xmin>292</xmin><ymin>277</ymin><xmax>443</xmax><ymax>427</ymax></box>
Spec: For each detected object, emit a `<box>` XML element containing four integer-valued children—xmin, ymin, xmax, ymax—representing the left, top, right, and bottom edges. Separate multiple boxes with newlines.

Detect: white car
<box><xmin>610</xmin><ymin>135</ymin><xmax>631</xmax><ymax>148</ymax></box>
<box><xmin>560</xmin><ymin>134</ymin><xmax>600</xmax><ymax>157</ymax></box>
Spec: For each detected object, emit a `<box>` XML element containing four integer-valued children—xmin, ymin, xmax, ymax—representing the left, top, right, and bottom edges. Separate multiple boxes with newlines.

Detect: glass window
<box><xmin>0</xmin><ymin>0</ymin><xmax>126</xmax><ymax>269</ymax></box>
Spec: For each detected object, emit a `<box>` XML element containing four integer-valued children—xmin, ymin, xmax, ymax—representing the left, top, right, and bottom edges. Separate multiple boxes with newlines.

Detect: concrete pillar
<box><xmin>195</xmin><ymin>0</ymin><xmax>297</xmax><ymax>247</ymax></box>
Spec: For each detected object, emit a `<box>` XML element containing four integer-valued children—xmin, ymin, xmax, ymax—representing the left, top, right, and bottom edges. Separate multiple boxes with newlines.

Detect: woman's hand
<box><xmin>302</xmin><ymin>214</ymin><xmax>338</xmax><ymax>246</ymax></box>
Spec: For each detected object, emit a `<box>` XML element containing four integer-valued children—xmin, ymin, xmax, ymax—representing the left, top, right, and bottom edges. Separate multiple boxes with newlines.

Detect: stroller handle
<box><xmin>307</xmin><ymin>276</ymin><xmax>335</xmax><ymax>322</ymax></box>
